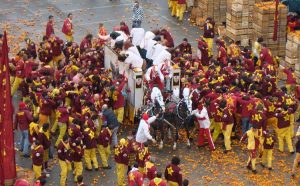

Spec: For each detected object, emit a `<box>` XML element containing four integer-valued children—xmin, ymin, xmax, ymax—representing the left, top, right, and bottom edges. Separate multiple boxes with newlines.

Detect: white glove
<box><xmin>36</xmin><ymin>153</ymin><xmax>40</xmax><ymax>157</ymax></box>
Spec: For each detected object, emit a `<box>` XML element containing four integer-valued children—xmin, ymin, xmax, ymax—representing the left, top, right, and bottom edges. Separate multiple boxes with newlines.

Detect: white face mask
<box><xmin>127</xmin><ymin>136</ymin><xmax>133</xmax><ymax>140</ymax></box>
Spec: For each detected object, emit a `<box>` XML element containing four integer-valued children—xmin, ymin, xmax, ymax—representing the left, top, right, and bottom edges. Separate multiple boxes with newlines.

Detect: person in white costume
<box><xmin>143</xmin><ymin>31</ymin><xmax>155</xmax><ymax>50</ymax></box>
<box><xmin>182</xmin><ymin>85</ymin><xmax>192</xmax><ymax>113</ymax></box>
<box><xmin>136</xmin><ymin>113</ymin><xmax>158</xmax><ymax>146</ymax></box>
<box><xmin>150</xmin><ymin>87</ymin><xmax>165</xmax><ymax>112</ymax></box>
<box><xmin>152</xmin><ymin>49</ymin><xmax>171</xmax><ymax>66</ymax></box>
<box><xmin>104</xmin><ymin>31</ymin><xmax>128</xmax><ymax>48</ymax></box>
<box><xmin>145</xmin><ymin>65</ymin><xmax>164</xmax><ymax>90</ymax></box>
<box><xmin>191</xmin><ymin>104</ymin><xmax>215</xmax><ymax>151</ymax></box>
<box><xmin>130</xmin><ymin>26</ymin><xmax>145</xmax><ymax>47</ymax></box>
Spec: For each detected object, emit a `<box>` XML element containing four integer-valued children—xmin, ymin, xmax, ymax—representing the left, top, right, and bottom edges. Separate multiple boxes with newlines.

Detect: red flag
<box><xmin>0</xmin><ymin>32</ymin><xmax>4</xmax><ymax>186</ymax></box>
<box><xmin>273</xmin><ymin>0</ymin><xmax>279</xmax><ymax>41</ymax></box>
<box><xmin>0</xmin><ymin>31</ymin><xmax>16</xmax><ymax>185</ymax></box>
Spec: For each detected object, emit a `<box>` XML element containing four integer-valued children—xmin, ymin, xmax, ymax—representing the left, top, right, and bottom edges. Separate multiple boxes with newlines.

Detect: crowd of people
<box><xmin>2</xmin><ymin>0</ymin><xmax>300</xmax><ymax>186</ymax></box>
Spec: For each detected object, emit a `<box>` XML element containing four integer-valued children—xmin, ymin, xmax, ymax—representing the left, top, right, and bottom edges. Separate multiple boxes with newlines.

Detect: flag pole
<box><xmin>273</xmin><ymin>0</ymin><xmax>279</xmax><ymax>41</ymax></box>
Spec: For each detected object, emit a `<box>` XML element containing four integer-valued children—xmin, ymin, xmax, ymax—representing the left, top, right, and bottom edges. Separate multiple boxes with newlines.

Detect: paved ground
<box><xmin>2</xmin><ymin>0</ymin><xmax>300</xmax><ymax>185</ymax></box>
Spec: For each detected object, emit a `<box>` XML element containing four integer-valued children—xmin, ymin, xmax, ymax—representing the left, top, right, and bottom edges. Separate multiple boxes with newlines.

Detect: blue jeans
<box><xmin>241</xmin><ymin>117</ymin><xmax>250</xmax><ymax>134</ymax></box>
<box><xmin>19</xmin><ymin>130</ymin><xmax>30</xmax><ymax>155</ymax></box>
<box><xmin>111</xmin><ymin>127</ymin><xmax>119</xmax><ymax>147</ymax></box>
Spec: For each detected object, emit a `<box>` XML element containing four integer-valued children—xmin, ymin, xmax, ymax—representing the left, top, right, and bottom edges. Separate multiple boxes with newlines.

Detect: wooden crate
<box><xmin>285</xmin><ymin>31</ymin><xmax>300</xmax><ymax>71</ymax></box>
<box><xmin>252</xmin><ymin>2</ymin><xmax>287</xmax><ymax>56</ymax></box>
<box><xmin>197</xmin><ymin>0</ymin><xmax>228</xmax><ymax>24</ymax></box>
<box><xmin>225</xmin><ymin>0</ymin><xmax>256</xmax><ymax>46</ymax></box>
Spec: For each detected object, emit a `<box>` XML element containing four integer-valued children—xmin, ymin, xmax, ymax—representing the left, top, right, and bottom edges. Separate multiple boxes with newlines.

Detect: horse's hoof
<box><xmin>159</xmin><ymin>141</ymin><xmax>163</xmax><ymax>150</ymax></box>
<box><xmin>187</xmin><ymin>141</ymin><xmax>191</xmax><ymax>148</ymax></box>
<box><xmin>173</xmin><ymin>143</ymin><xmax>177</xmax><ymax>150</ymax></box>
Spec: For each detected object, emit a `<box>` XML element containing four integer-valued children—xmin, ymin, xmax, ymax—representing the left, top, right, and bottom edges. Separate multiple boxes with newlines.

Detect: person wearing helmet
<box><xmin>150</xmin><ymin>87</ymin><xmax>165</xmax><ymax>112</ymax></box>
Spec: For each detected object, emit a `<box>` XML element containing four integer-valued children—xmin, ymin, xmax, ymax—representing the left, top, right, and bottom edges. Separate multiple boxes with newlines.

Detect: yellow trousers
<box><xmin>209</xmin><ymin>118</ymin><xmax>215</xmax><ymax>130</ymax></box>
<box><xmin>262</xmin><ymin>149</ymin><xmax>273</xmax><ymax>168</ymax></box>
<box><xmin>43</xmin><ymin>149</ymin><xmax>49</xmax><ymax>163</ymax></box>
<box><xmin>176</xmin><ymin>4</ymin><xmax>186</xmax><ymax>21</ymax></box>
<box><xmin>286</xmin><ymin>84</ymin><xmax>293</xmax><ymax>94</ymax></box>
<box><xmin>277</xmin><ymin>127</ymin><xmax>294</xmax><ymax>152</ymax></box>
<box><xmin>51</xmin><ymin>119</ymin><xmax>58</xmax><ymax>134</ymax></box>
<box><xmin>168</xmin><ymin>181</ymin><xmax>179</xmax><ymax>186</ymax></box>
<box><xmin>33</xmin><ymin>165</ymin><xmax>42</xmax><ymax>179</ymax></box>
<box><xmin>48</xmin><ymin>60</ymin><xmax>54</xmax><ymax>69</ymax></box>
<box><xmin>203</xmin><ymin>38</ymin><xmax>213</xmax><ymax>57</ymax></box>
<box><xmin>97</xmin><ymin>145</ymin><xmax>110</xmax><ymax>167</ymax></box>
<box><xmin>10</xmin><ymin>76</ymin><xmax>15</xmax><ymax>86</ymax></box>
<box><xmin>73</xmin><ymin>161</ymin><xmax>83</xmax><ymax>182</ymax></box>
<box><xmin>223</xmin><ymin>124</ymin><xmax>233</xmax><ymax>151</ymax></box>
<box><xmin>247</xmin><ymin>156</ymin><xmax>256</xmax><ymax>170</ymax></box>
<box><xmin>11</xmin><ymin>77</ymin><xmax>23</xmax><ymax>95</ymax></box>
<box><xmin>84</xmin><ymin>148</ymin><xmax>98</xmax><ymax>169</ymax></box>
<box><xmin>171</xmin><ymin>2</ymin><xmax>178</xmax><ymax>16</ymax></box>
<box><xmin>114</xmin><ymin>107</ymin><xmax>124</xmax><ymax>124</ymax></box>
<box><xmin>290</xmin><ymin>114</ymin><xmax>295</xmax><ymax>137</ymax></box>
<box><xmin>55</xmin><ymin>123</ymin><xmax>67</xmax><ymax>147</ymax></box>
<box><xmin>65</xmin><ymin>34</ymin><xmax>74</xmax><ymax>42</ymax></box>
<box><xmin>116</xmin><ymin>163</ymin><xmax>127</xmax><ymax>186</ymax></box>
<box><xmin>65</xmin><ymin>97</ymin><xmax>72</xmax><ymax>107</ymax></box>
<box><xmin>53</xmin><ymin>54</ymin><xmax>64</xmax><ymax>63</ymax></box>
<box><xmin>212</xmin><ymin>121</ymin><xmax>222</xmax><ymax>142</ymax></box>
<box><xmin>292</xmin><ymin>153</ymin><xmax>300</xmax><ymax>174</ymax></box>
<box><xmin>33</xmin><ymin>105</ymin><xmax>40</xmax><ymax>118</ymax></box>
<box><xmin>39</xmin><ymin>114</ymin><xmax>49</xmax><ymax>126</ymax></box>
<box><xmin>59</xmin><ymin>160</ymin><xmax>71</xmax><ymax>186</ymax></box>
<box><xmin>168</xmin><ymin>0</ymin><xmax>173</xmax><ymax>8</ymax></box>
<box><xmin>267</xmin><ymin>117</ymin><xmax>278</xmax><ymax>133</ymax></box>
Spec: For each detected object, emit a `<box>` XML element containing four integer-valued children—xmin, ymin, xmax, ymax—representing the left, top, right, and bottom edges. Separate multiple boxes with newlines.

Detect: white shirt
<box><xmin>153</xmin><ymin>49</ymin><xmax>171</xmax><ymax>66</ymax></box>
<box><xmin>192</xmin><ymin>107</ymin><xmax>211</xmax><ymax>128</ymax></box>
<box><xmin>127</xmin><ymin>46</ymin><xmax>141</xmax><ymax>57</ymax></box>
<box><xmin>144</xmin><ymin>31</ymin><xmax>155</xmax><ymax>49</ymax></box>
<box><xmin>124</xmin><ymin>50</ymin><xmax>143</xmax><ymax>68</ymax></box>
<box><xmin>136</xmin><ymin>116</ymin><xmax>157</xmax><ymax>143</ymax></box>
<box><xmin>130</xmin><ymin>28</ymin><xmax>145</xmax><ymax>47</ymax></box>
<box><xmin>146</xmin><ymin>40</ymin><xmax>157</xmax><ymax>59</ymax></box>
<box><xmin>151</xmin><ymin>43</ymin><xmax>166</xmax><ymax>60</ymax></box>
